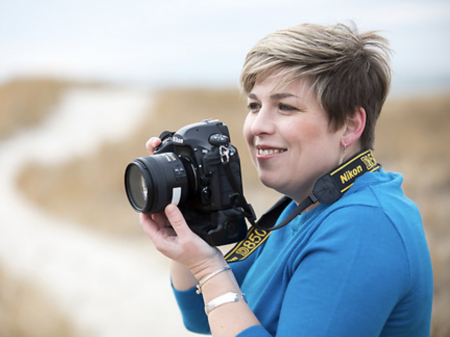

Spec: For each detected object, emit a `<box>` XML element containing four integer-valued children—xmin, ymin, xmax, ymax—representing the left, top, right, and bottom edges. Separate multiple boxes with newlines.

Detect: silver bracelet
<box><xmin>196</xmin><ymin>266</ymin><xmax>231</xmax><ymax>294</ymax></box>
<box><xmin>205</xmin><ymin>292</ymin><xmax>239</xmax><ymax>316</ymax></box>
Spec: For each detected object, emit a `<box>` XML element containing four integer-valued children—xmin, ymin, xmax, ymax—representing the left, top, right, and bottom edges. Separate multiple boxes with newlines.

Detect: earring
<box><xmin>339</xmin><ymin>141</ymin><xmax>347</xmax><ymax>165</ymax></box>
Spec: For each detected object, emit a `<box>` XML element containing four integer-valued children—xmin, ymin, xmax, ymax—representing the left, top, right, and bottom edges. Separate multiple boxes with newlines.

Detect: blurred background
<box><xmin>0</xmin><ymin>0</ymin><xmax>449</xmax><ymax>336</ymax></box>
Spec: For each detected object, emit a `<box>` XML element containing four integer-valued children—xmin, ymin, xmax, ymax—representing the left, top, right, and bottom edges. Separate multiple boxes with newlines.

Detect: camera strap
<box><xmin>224</xmin><ymin>149</ymin><xmax>380</xmax><ymax>262</ymax></box>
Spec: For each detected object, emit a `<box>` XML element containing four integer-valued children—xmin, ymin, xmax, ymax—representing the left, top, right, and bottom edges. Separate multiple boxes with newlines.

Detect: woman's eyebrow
<box><xmin>270</xmin><ymin>93</ymin><xmax>298</xmax><ymax>100</ymax></box>
<box><xmin>247</xmin><ymin>92</ymin><xmax>299</xmax><ymax>100</ymax></box>
<box><xmin>247</xmin><ymin>93</ymin><xmax>258</xmax><ymax>100</ymax></box>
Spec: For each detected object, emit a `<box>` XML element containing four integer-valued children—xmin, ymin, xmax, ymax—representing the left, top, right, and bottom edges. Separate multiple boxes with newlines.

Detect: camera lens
<box><xmin>126</xmin><ymin>164</ymin><xmax>148</xmax><ymax>210</ymax></box>
<box><xmin>124</xmin><ymin>153</ymin><xmax>193</xmax><ymax>214</ymax></box>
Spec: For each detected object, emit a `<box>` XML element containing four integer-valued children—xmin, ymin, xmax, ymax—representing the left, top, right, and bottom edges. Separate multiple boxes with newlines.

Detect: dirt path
<box><xmin>0</xmin><ymin>87</ymin><xmax>198</xmax><ymax>337</ymax></box>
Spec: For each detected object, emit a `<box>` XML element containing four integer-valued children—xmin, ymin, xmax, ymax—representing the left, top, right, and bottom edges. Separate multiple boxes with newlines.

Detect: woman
<box><xmin>141</xmin><ymin>23</ymin><xmax>433</xmax><ymax>336</ymax></box>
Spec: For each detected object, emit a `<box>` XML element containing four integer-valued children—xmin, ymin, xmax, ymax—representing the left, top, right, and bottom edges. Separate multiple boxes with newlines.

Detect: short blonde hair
<box><xmin>240</xmin><ymin>22</ymin><xmax>392</xmax><ymax>150</ymax></box>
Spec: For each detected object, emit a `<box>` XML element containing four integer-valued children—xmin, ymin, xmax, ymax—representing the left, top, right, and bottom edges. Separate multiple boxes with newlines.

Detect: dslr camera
<box><xmin>124</xmin><ymin>119</ymin><xmax>254</xmax><ymax>246</ymax></box>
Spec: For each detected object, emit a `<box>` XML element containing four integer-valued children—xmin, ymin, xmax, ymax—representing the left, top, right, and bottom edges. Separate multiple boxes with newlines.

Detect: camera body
<box><xmin>124</xmin><ymin>119</ymin><xmax>250</xmax><ymax>246</ymax></box>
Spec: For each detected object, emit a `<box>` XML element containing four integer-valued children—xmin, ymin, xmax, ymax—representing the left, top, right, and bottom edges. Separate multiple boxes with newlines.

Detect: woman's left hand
<box><xmin>140</xmin><ymin>204</ymin><xmax>225</xmax><ymax>280</ymax></box>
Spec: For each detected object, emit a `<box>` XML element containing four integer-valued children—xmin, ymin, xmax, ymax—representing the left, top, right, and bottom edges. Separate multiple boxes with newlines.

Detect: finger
<box><xmin>140</xmin><ymin>213</ymin><xmax>170</xmax><ymax>240</ymax></box>
<box><xmin>164</xmin><ymin>204</ymin><xmax>194</xmax><ymax>239</ymax></box>
<box><xmin>140</xmin><ymin>213</ymin><xmax>159</xmax><ymax>238</ymax></box>
<box><xmin>151</xmin><ymin>212</ymin><xmax>169</xmax><ymax>227</ymax></box>
<box><xmin>145</xmin><ymin>137</ymin><xmax>161</xmax><ymax>155</ymax></box>
<box><xmin>140</xmin><ymin>213</ymin><xmax>181</xmax><ymax>257</ymax></box>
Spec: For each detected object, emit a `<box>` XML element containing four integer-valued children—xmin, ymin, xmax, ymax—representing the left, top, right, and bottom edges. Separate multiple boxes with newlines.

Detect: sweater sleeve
<box><xmin>171</xmin><ymin>283</ymin><xmax>211</xmax><ymax>334</ymax></box>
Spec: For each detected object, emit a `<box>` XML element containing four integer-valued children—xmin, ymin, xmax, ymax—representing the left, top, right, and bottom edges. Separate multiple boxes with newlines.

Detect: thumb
<box><xmin>164</xmin><ymin>204</ymin><xmax>194</xmax><ymax>238</ymax></box>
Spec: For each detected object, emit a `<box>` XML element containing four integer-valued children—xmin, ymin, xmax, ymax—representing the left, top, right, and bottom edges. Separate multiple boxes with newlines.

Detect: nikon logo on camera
<box><xmin>172</xmin><ymin>136</ymin><xmax>184</xmax><ymax>144</ymax></box>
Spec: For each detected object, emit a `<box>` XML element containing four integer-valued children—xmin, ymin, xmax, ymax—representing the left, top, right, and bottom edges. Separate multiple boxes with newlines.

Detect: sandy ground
<box><xmin>0</xmin><ymin>87</ymin><xmax>201</xmax><ymax>337</ymax></box>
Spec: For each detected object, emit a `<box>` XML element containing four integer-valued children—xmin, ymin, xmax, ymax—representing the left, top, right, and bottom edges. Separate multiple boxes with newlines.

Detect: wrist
<box><xmin>189</xmin><ymin>248</ymin><xmax>227</xmax><ymax>282</ymax></box>
<box><xmin>196</xmin><ymin>266</ymin><xmax>231</xmax><ymax>294</ymax></box>
<box><xmin>170</xmin><ymin>261</ymin><xmax>198</xmax><ymax>291</ymax></box>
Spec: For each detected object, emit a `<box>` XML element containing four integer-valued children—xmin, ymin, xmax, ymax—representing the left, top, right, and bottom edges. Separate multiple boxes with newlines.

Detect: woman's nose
<box><xmin>251</xmin><ymin>108</ymin><xmax>275</xmax><ymax>136</ymax></box>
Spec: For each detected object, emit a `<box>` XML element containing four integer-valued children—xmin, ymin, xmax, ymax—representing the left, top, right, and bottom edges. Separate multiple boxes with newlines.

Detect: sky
<box><xmin>1</xmin><ymin>0</ymin><xmax>450</xmax><ymax>96</ymax></box>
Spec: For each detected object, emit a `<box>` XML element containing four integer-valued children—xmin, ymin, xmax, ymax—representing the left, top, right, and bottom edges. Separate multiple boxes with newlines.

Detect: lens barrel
<box><xmin>124</xmin><ymin>153</ymin><xmax>190</xmax><ymax>214</ymax></box>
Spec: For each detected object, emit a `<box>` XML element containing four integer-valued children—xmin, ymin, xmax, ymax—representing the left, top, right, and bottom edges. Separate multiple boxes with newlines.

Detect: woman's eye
<box><xmin>279</xmin><ymin>103</ymin><xmax>296</xmax><ymax>111</ymax></box>
<box><xmin>247</xmin><ymin>102</ymin><xmax>260</xmax><ymax>111</ymax></box>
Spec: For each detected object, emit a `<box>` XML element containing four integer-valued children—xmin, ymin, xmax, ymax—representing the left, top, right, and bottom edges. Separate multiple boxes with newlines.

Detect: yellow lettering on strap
<box><xmin>225</xmin><ymin>227</ymin><xmax>271</xmax><ymax>262</ymax></box>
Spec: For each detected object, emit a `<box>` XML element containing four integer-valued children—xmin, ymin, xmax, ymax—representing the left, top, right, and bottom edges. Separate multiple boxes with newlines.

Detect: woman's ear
<box><xmin>341</xmin><ymin>107</ymin><xmax>366</xmax><ymax>148</ymax></box>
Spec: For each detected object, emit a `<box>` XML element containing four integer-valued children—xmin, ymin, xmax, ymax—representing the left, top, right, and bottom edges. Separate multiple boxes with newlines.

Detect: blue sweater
<box><xmin>173</xmin><ymin>169</ymin><xmax>433</xmax><ymax>336</ymax></box>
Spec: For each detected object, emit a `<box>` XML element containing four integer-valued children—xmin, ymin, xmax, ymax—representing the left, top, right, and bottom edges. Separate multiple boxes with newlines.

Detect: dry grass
<box><xmin>0</xmin><ymin>264</ymin><xmax>81</xmax><ymax>337</ymax></box>
<box><xmin>12</xmin><ymin>86</ymin><xmax>450</xmax><ymax>336</ymax></box>
<box><xmin>0</xmin><ymin>78</ymin><xmax>70</xmax><ymax>138</ymax></box>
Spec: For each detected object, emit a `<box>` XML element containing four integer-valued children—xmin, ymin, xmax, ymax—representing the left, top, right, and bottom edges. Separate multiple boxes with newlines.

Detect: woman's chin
<box><xmin>258</xmin><ymin>175</ymin><xmax>281</xmax><ymax>192</ymax></box>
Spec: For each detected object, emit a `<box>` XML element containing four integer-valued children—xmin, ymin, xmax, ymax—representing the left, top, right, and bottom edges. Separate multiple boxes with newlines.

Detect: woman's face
<box><xmin>243</xmin><ymin>75</ymin><xmax>345</xmax><ymax>203</ymax></box>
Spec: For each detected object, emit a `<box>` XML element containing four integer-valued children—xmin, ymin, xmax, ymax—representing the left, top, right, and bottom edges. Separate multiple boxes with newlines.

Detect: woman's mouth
<box><xmin>256</xmin><ymin>147</ymin><xmax>286</xmax><ymax>158</ymax></box>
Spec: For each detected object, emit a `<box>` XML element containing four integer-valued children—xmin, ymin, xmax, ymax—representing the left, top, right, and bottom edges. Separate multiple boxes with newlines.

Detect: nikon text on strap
<box><xmin>225</xmin><ymin>149</ymin><xmax>380</xmax><ymax>262</ymax></box>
